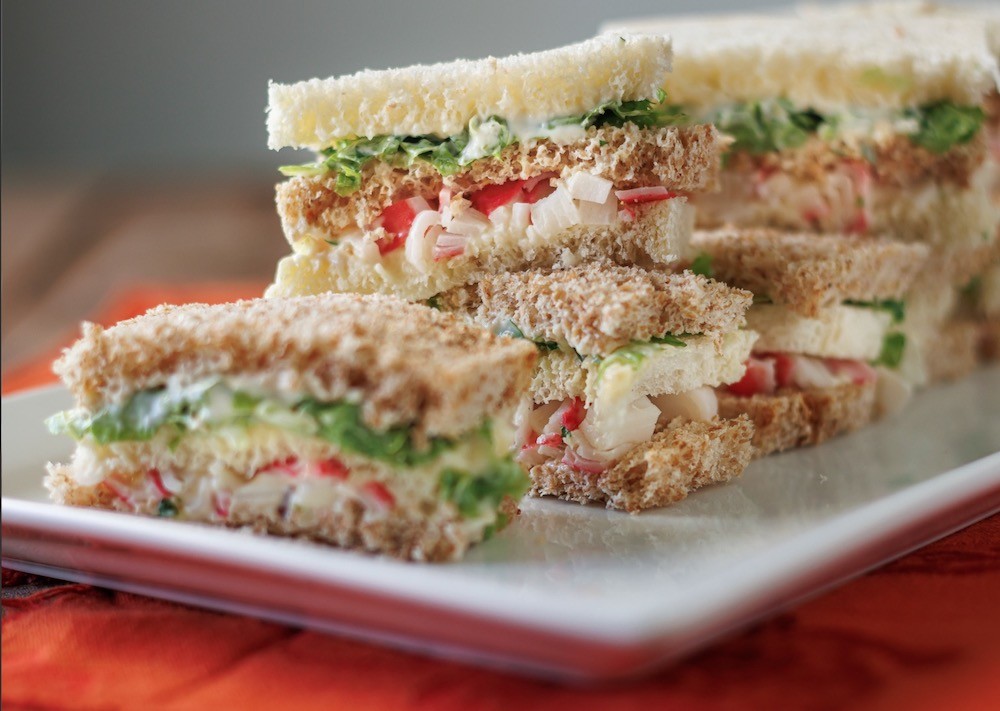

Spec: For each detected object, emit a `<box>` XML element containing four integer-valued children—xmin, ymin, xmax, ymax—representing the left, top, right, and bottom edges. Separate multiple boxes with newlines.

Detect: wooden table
<box><xmin>1</xmin><ymin>172</ymin><xmax>286</xmax><ymax>369</ymax></box>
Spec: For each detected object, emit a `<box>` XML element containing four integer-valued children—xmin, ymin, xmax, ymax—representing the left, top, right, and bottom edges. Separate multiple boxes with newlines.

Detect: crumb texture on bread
<box><xmin>268</xmin><ymin>199</ymin><xmax>693</xmax><ymax>302</ymax></box>
<box><xmin>602</xmin><ymin>15</ymin><xmax>999</xmax><ymax>109</ymax></box>
<box><xmin>690</xmin><ymin>230</ymin><xmax>928</xmax><ymax>317</ymax></box>
<box><xmin>440</xmin><ymin>265</ymin><xmax>751</xmax><ymax>355</ymax></box>
<box><xmin>268</xmin><ymin>34</ymin><xmax>673</xmax><ymax>149</ymax></box>
<box><xmin>54</xmin><ymin>293</ymin><xmax>537</xmax><ymax>438</ymax></box>
<box><xmin>276</xmin><ymin>124</ymin><xmax>720</xmax><ymax>239</ymax></box>
<box><xmin>717</xmin><ymin>382</ymin><xmax>876</xmax><ymax>456</ymax></box>
<box><xmin>529</xmin><ymin>416</ymin><xmax>754</xmax><ymax>512</ymax></box>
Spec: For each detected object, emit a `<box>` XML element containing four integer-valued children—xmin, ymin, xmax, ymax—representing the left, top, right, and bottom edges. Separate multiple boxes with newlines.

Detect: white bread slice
<box><xmin>717</xmin><ymin>382</ymin><xmax>877</xmax><ymax>456</ymax></box>
<box><xmin>267</xmin><ymin>198</ymin><xmax>693</xmax><ymax>302</ymax></box>
<box><xmin>746</xmin><ymin>304</ymin><xmax>891</xmax><ymax>361</ymax></box>
<box><xmin>529</xmin><ymin>331</ymin><xmax>757</xmax><ymax>405</ymax></box>
<box><xmin>689</xmin><ymin>229</ymin><xmax>928</xmax><ymax>317</ymax></box>
<box><xmin>529</xmin><ymin>415</ymin><xmax>754</xmax><ymax>512</ymax></box>
<box><xmin>54</xmin><ymin>294</ymin><xmax>538</xmax><ymax>439</ymax></box>
<box><xmin>439</xmin><ymin>265</ymin><xmax>752</xmax><ymax>356</ymax></box>
<box><xmin>268</xmin><ymin>34</ymin><xmax>672</xmax><ymax>150</ymax></box>
<box><xmin>795</xmin><ymin>2</ymin><xmax>1000</xmax><ymax>60</ymax></box>
<box><xmin>601</xmin><ymin>14</ymin><xmax>999</xmax><ymax>110</ymax></box>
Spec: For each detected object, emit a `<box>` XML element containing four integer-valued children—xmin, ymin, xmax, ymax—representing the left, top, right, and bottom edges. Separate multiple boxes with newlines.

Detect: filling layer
<box><xmin>48</xmin><ymin>379</ymin><xmax>528</xmax><ymax>526</ymax></box>
<box><xmin>278</xmin><ymin>93</ymin><xmax>684</xmax><ymax>192</ymax></box>
<box><xmin>699</xmin><ymin>99</ymin><xmax>984</xmax><ymax>156</ymax></box>
<box><xmin>513</xmin><ymin>330</ymin><xmax>756</xmax><ymax>472</ymax></box>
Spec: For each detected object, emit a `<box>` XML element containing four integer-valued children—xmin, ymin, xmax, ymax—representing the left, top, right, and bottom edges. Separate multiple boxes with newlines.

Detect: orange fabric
<box><xmin>1</xmin><ymin>282</ymin><xmax>266</xmax><ymax>395</ymax></box>
<box><xmin>3</xmin><ymin>283</ymin><xmax>999</xmax><ymax>711</ymax></box>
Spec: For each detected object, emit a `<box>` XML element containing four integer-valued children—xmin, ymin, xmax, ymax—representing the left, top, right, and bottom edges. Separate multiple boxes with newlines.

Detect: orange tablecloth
<box><xmin>3</xmin><ymin>284</ymin><xmax>999</xmax><ymax>711</ymax></box>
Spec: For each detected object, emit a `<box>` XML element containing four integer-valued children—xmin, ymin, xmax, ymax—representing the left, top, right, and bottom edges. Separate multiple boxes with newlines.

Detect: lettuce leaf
<box><xmin>438</xmin><ymin>460</ymin><xmax>529</xmax><ymax>520</ymax></box>
<box><xmin>47</xmin><ymin>383</ymin><xmax>468</xmax><ymax>467</ymax></box>
<box><xmin>907</xmin><ymin>102</ymin><xmax>985</xmax><ymax>154</ymax></box>
<box><xmin>710</xmin><ymin>99</ymin><xmax>825</xmax><ymax>154</ymax></box>
<box><xmin>278</xmin><ymin>94</ymin><xmax>683</xmax><ymax>194</ymax></box>
<box><xmin>875</xmin><ymin>332</ymin><xmax>907</xmax><ymax>368</ymax></box>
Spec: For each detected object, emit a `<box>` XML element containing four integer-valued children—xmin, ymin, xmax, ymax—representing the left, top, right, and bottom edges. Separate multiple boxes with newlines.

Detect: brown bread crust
<box><xmin>53</xmin><ymin>293</ymin><xmax>537</xmax><ymax>439</ymax></box>
<box><xmin>717</xmin><ymin>382</ymin><xmax>877</xmax><ymax>456</ymax></box>
<box><xmin>689</xmin><ymin>229</ymin><xmax>928</xmax><ymax>317</ymax></box>
<box><xmin>439</xmin><ymin>264</ymin><xmax>751</xmax><ymax>356</ymax></box>
<box><xmin>528</xmin><ymin>416</ymin><xmax>754</xmax><ymax>512</ymax></box>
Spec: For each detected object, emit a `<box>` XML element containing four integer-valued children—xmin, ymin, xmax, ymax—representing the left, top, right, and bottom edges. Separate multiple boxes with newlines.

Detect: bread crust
<box><xmin>439</xmin><ymin>265</ymin><xmax>751</xmax><ymax>356</ymax></box>
<box><xmin>54</xmin><ymin>293</ymin><xmax>537</xmax><ymax>438</ymax></box>
<box><xmin>45</xmin><ymin>463</ymin><xmax>518</xmax><ymax>562</ymax></box>
<box><xmin>689</xmin><ymin>229</ymin><xmax>928</xmax><ymax>317</ymax></box>
<box><xmin>276</xmin><ymin>124</ymin><xmax>721</xmax><ymax>242</ymax></box>
<box><xmin>267</xmin><ymin>34</ymin><xmax>672</xmax><ymax>149</ymax></box>
<box><xmin>603</xmin><ymin>15</ymin><xmax>999</xmax><ymax>109</ymax></box>
<box><xmin>717</xmin><ymin>382</ymin><xmax>877</xmax><ymax>456</ymax></box>
<box><xmin>528</xmin><ymin>415</ymin><xmax>754</xmax><ymax>512</ymax></box>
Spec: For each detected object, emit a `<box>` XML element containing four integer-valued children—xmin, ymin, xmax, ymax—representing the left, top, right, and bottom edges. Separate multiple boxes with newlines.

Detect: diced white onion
<box><xmin>433</xmin><ymin>231</ymin><xmax>468</xmax><ymax>260</ymax></box>
<box><xmin>789</xmin><ymin>355</ymin><xmax>839</xmax><ymax>389</ymax></box>
<box><xmin>651</xmin><ymin>387</ymin><xmax>718</xmax><ymax>423</ymax></box>
<box><xmin>529</xmin><ymin>185</ymin><xmax>578</xmax><ymax>239</ymax></box>
<box><xmin>404</xmin><ymin>210</ymin><xmax>442</xmax><ymax>272</ymax></box>
<box><xmin>874</xmin><ymin>366</ymin><xmax>912</xmax><ymax>418</ymax></box>
<box><xmin>566</xmin><ymin>172</ymin><xmax>613</xmax><ymax>203</ymax></box>
<box><xmin>445</xmin><ymin>207</ymin><xmax>491</xmax><ymax>237</ymax></box>
<box><xmin>578</xmin><ymin>395</ymin><xmax>659</xmax><ymax>461</ymax></box>
<box><xmin>576</xmin><ymin>193</ymin><xmax>618</xmax><ymax>225</ymax></box>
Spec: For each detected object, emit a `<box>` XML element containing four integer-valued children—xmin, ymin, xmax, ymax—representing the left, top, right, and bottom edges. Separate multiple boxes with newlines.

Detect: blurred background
<box><xmin>0</xmin><ymin>0</ymin><xmax>848</xmax><ymax>371</ymax></box>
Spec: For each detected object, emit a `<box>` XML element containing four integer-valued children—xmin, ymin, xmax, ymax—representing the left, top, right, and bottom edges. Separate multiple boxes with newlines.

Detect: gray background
<box><xmin>2</xmin><ymin>0</ymin><xmax>808</xmax><ymax>177</ymax></box>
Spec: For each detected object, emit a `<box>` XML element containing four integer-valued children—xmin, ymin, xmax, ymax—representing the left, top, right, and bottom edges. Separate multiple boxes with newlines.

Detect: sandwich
<box><xmin>794</xmin><ymin>1</ymin><xmax>1000</xmax><ymax>365</ymax></box>
<box><xmin>438</xmin><ymin>263</ymin><xmax>757</xmax><ymax>512</ymax></box>
<box><xmin>687</xmin><ymin>229</ymin><xmax>929</xmax><ymax>455</ymax></box>
<box><xmin>264</xmin><ymin>34</ymin><xmax>723</xmax><ymax>301</ymax></box>
<box><xmin>601</xmin><ymin>13</ymin><xmax>1000</xmax><ymax>288</ymax></box>
<box><xmin>45</xmin><ymin>294</ymin><xmax>538</xmax><ymax>562</ymax></box>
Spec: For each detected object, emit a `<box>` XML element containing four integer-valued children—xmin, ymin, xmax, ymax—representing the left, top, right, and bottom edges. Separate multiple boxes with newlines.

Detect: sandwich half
<box><xmin>689</xmin><ymin>229</ymin><xmax>930</xmax><ymax>455</ymax></box>
<box><xmin>602</xmin><ymin>13</ymin><xmax>1000</xmax><ymax>287</ymax></box>
<box><xmin>265</xmin><ymin>34</ymin><xmax>722</xmax><ymax>301</ymax></box>
<box><xmin>45</xmin><ymin>294</ymin><xmax>538</xmax><ymax>562</ymax></box>
<box><xmin>439</xmin><ymin>264</ymin><xmax>757</xmax><ymax>512</ymax></box>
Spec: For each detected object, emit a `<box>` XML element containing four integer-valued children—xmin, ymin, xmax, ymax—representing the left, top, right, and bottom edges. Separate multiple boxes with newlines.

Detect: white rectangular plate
<box><xmin>3</xmin><ymin>371</ymin><xmax>1000</xmax><ymax>681</ymax></box>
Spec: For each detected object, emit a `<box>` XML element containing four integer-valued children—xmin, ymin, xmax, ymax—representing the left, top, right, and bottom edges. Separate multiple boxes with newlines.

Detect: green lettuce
<box><xmin>47</xmin><ymin>383</ymin><xmax>473</xmax><ymax>468</ymax></box>
<box><xmin>709</xmin><ymin>99</ymin><xmax>825</xmax><ymax>154</ymax></box>
<box><xmin>438</xmin><ymin>460</ymin><xmax>529</xmax><ymax>521</ymax></box>
<box><xmin>907</xmin><ymin>102</ymin><xmax>985</xmax><ymax>154</ymax></box>
<box><xmin>690</xmin><ymin>252</ymin><xmax>714</xmax><ymax>278</ymax></box>
<box><xmin>279</xmin><ymin>93</ymin><xmax>684</xmax><ymax>194</ymax></box>
<box><xmin>875</xmin><ymin>332</ymin><xmax>907</xmax><ymax>368</ymax></box>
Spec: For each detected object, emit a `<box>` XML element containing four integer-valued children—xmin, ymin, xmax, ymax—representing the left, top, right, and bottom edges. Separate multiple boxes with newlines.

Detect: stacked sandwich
<box><xmin>602</xmin><ymin>11</ymin><xmax>1000</xmax><ymax>386</ymax></box>
<box><xmin>264</xmin><ymin>34</ymin><xmax>718</xmax><ymax>301</ymax></box>
<box><xmin>688</xmin><ymin>230</ymin><xmax>928</xmax><ymax>455</ymax></box>
<box><xmin>46</xmin><ymin>294</ymin><xmax>538</xmax><ymax>561</ymax></box>
<box><xmin>439</xmin><ymin>265</ymin><xmax>756</xmax><ymax>511</ymax></box>
<box><xmin>264</xmin><ymin>35</ymin><xmax>762</xmax><ymax>511</ymax></box>
<box><xmin>791</xmin><ymin>1</ymin><xmax>1000</xmax><ymax>365</ymax></box>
